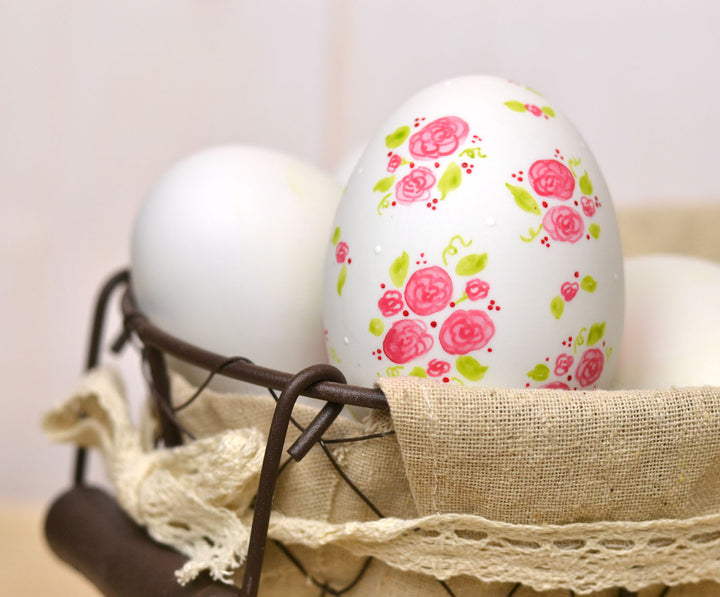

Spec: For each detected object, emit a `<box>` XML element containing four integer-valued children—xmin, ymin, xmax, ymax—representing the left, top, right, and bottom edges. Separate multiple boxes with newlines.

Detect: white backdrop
<box><xmin>2</xmin><ymin>0</ymin><xmax>720</xmax><ymax>499</ymax></box>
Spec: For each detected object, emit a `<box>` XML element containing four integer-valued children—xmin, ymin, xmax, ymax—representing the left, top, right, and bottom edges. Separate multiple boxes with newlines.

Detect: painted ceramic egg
<box><xmin>322</xmin><ymin>75</ymin><xmax>624</xmax><ymax>390</ymax></box>
<box><xmin>132</xmin><ymin>144</ymin><xmax>342</xmax><ymax>394</ymax></box>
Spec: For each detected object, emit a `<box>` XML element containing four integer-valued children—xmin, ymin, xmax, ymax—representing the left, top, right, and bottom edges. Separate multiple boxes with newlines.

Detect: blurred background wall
<box><xmin>2</xmin><ymin>0</ymin><xmax>720</xmax><ymax>500</ymax></box>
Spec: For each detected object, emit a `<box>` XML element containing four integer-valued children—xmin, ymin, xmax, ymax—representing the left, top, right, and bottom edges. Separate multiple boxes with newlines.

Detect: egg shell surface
<box><xmin>323</xmin><ymin>75</ymin><xmax>624</xmax><ymax>390</ymax></box>
<box><xmin>614</xmin><ymin>254</ymin><xmax>720</xmax><ymax>389</ymax></box>
<box><xmin>132</xmin><ymin>145</ymin><xmax>342</xmax><ymax>394</ymax></box>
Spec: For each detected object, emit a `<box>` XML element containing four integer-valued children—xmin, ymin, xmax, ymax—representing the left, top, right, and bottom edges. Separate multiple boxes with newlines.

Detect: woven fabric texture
<box><xmin>43</xmin><ymin>367</ymin><xmax>720</xmax><ymax>595</ymax></box>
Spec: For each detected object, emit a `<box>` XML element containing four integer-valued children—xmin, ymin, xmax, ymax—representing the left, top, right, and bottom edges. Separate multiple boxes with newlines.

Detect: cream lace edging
<box><xmin>42</xmin><ymin>367</ymin><xmax>720</xmax><ymax>594</ymax></box>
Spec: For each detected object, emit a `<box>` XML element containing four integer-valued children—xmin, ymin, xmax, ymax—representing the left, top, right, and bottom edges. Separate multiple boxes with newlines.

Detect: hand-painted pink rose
<box><xmin>426</xmin><ymin>358</ymin><xmax>451</xmax><ymax>377</ymax></box>
<box><xmin>543</xmin><ymin>205</ymin><xmax>585</xmax><ymax>243</ymax></box>
<box><xmin>395</xmin><ymin>167</ymin><xmax>436</xmax><ymax>204</ymax></box>
<box><xmin>525</xmin><ymin>104</ymin><xmax>542</xmax><ymax>117</ymax></box>
<box><xmin>542</xmin><ymin>381</ymin><xmax>571</xmax><ymax>390</ymax></box>
<box><xmin>378</xmin><ymin>290</ymin><xmax>404</xmax><ymax>317</ymax></box>
<box><xmin>335</xmin><ymin>241</ymin><xmax>349</xmax><ymax>263</ymax></box>
<box><xmin>581</xmin><ymin>196</ymin><xmax>596</xmax><ymax>217</ymax></box>
<box><xmin>561</xmin><ymin>282</ymin><xmax>579</xmax><ymax>301</ymax></box>
<box><xmin>575</xmin><ymin>348</ymin><xmax>604</xmax><ymax>387</ymax></box>
<box><xmin>408</xmin><ymin>116</ymin><xmax>469</xmax><ymax>160</ymax></box>
<box><xmin>383</xmin><ymin>319</ymin><xmax>434</xmax><ymax>364</ymax></box>
<box><xmin>439</xmin><ymin>309</ymin><xmax>495</xmax><ymax>355</ymax></box>
<box><xmin>529</xmin><ymin>159</ymin><xmax>575</xmax><ymax>199</ymax></box>
<box><xmin>387</xmin><ymin>153</ymin><xmax>402</xmax><ymax>173</ymax></box>
<box><xmin>404</xmin><ymin>266</ymin><xmax>453</xmax><ymax>315</ymax></box>
<box><xmin>554</xmin><ymin>353</ymin><xmax>574</xmax><ymax>376</ymax></box>
<box><xmin>465</xmin><ymin>278</ymin><xmax>489</xmax><ymax>301</ymax></box>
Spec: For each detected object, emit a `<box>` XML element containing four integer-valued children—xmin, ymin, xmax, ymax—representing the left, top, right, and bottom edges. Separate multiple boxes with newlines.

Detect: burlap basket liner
<box><xmin>43</xmin><ymin>367</ymin><xmax>720</xmax><ymax>595</ymax></box>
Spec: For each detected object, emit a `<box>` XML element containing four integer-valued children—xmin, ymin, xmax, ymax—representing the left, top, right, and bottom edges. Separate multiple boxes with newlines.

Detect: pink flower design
<box><xmin>378</xmin><ymin>290</ymin><xmax>404</xmax><ymax>317</ymax></box>
<box><xmin>439</xmin><ymin>309</ymin><xmax>495</xmax><ymax>355</ymax></box>
<box><xmin>581</xmin><ymin>196</ymin><xmax>596</xmax><ymax>217</ymax></box>
<box><xmin>395</xmin><ymin>167</ymin><xmax>436</xmax><ymax>204</ymax></box>
<box><xmin>404</xmin><ymin>266</ymin><xmax>453</xmax><ymax>316</ymax></box>
<box><xmin>525</xmin><ymin>104</ymin><xmax>542</xmax><ymax>117</ymax></box>
<box><xmin>408</xmin><ymin>116</ymin><xmax>469</xmax><ymax>160</ymax></box>
<box><xmin>554</xmin><ymin>353</ymin><xmax>574</xmax><ymax>376</ymax></box>
<box><xmin>575</xmin><ymin>348</ymin><xmax>604</xmax><ymax>387</ymax></box>
<box><xmin>561</xmin><ymin>282</ymin><xmax>579</xmax><ymax>302</ymax></box>
<box><xmin>529</xmin><ymin>159</ymin><xmax>575</xmax><ymax>199</ymax></box>
<box><xmin>383</xmin><ymin>319</ymin><xmax>434</xmax><ymax>364</ymax></box>
<box><xmin>427</xmin><ymin>359</ymin><xmax>451</xmax><ymax>377</ymax></box>
<box><xmin>465</xmin><ymin>279</ymin><xmax>489</xmax><ymax>301</ymax></box>
<box><xmin>542</xmin><ymin>381</ymin><xmax>571</xmax><ymax>390</ymax></box>
<box><xmin>335</xmin><ymin>241</ymin><xmax>349</xmax><ymax>263</ymax></box>
<box><xmin>543</xmin><ymin>205</ymin><xmax>585</xmax><ymax>243</ymax></box>
<box><xmin>387</xmin><ymin>153</ymin><xmax>402</xmax><ymax>173</ymax></box>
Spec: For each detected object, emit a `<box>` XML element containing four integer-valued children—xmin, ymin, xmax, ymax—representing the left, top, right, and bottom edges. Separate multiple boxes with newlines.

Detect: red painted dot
<box><xmin>409</xmin><ymin>162</ymin><xmax>415</xmax><ymax>168</ymax></box>
<box><xmin>574</xmin><ymin>200</ymin><xmax>579</xmax><ymax>206</ymax></box>
<box><xmin>517</xmin><ymin>177</ymin><xmax>523</xmax><ymax>182</ymax></box>
<box><xmin>567</xmin><ymin>375</ymin><xmax>572</xmax><ymax>381</ymax></box>
<box><xmin>442</xmin><ymin>377</ymin><xmax>450</xmax><ymax>383</ymax></box>
<box><xmin>414</xmin><ymin>123</ymin><xmax>419</xmax><ymax>127</ymax></box>
<box><xmin>449</xmin><ymin>301</ymin><xmax>456</xmax><ymax>308</ymax></box>
<box><xmin>490</xmin><ymin>300</ymin><xmax>495</xmax><ymax>305</ymax></box>
<box><xmin>586</xmin><ymin>234</ymin><xmax>591</xmax><ymax>240</ymax></box>
<box><xmin>387</xmin><ymin>151</ymin><xmax>392</xmax><ymax>157</ymax></box>
<box><xmin>496</xmin><ymin>306</ymin><xmax>501</xmax><ymax>310</ymax></box>
<box><xmin>427</xmin><ymin>202</ymin><xmax>432</xmax><ymax>207</ymax></box>
<box><xmin>562</xmin><ymin>341</ymin><xmax>567</xmax><ymax>346</ymax></box>
<box><xmin>347</xmin><ymin>258</ymin><xmax>351</xmax><ymax>264</ymax></box>
<box><xmin>526</xmin><ymin>382</ymin><xmax>531</xmax><ymax>388</ymax></box>
<box><xmin>377</xmin><ymin>356</ymin><xmax>382</xmax><ymax>361</ymax></box>
<box><xmin>380</xmin><ymin>283</ymin><xmax>385</xmax><ymax>289</ymax></box>
<box><xmin>487</xmin><ymin>347</ymin><xmax>493</xmax><ymax>353</ymax></box>
<box><xmin>432</xmin><ymin>198</ymin><xmax>438</xmax><ymax>204</ymax></box>
<box><xmin>546</xmin><ymin>357</ymin><xmax>550</xmax><ymax>362</ymax></box>
<box><xmin>432</xmin><ymin>206</ymin><xmax>436</xmax><ymax>210</ymax></box>
<box><xmin>430</xmin><ymin>321</ymin><xmax>437</xmax><ymax>328</ymax></box>
<box><xmin>434</xmin><ymin>162</ymin><xmax>440</xmax><ymax>168</ymax></box>
<box><xmin>487</xmin><ymin>305</ymin><xmax>494</xmax><ymax>310</ymax></box>
<box><xmin>519</xmin><ymin>170</ymin><xmax>524</xmax><ymax>174</ymax></box>
<box><xmin>466</xmin><ymin>169</ymin><xmax>472</xmax><ymax>174</ymax></box>
<box><xmin>542</xmin><ymin>201</ymin><xmax>548</xmax><ymax>208</ymax></box>
<box><xmin>461</xmin><ymin>162</ymin><xmax>468</xmax><ymax>168</ymax></box>
<box><xmin>391</xmin><ymin>201</ymin><xmax>397</xmax><ymax>206</ymax></box>
<box><xmin>512</xmin><ymin>173</ymin><xmax>516</xmax><ymax>178</ymax></box>
<box><xmin>420</xmin><ymin>253</ymin><xmax>425</xmax><ymax>257</ymax></box>
<box><xmin>403</xmin><ymin>310</ymin><xmax>409</xmax><ymax>317</ymax></box>
<box><xmin>416</xmin><ymin>261</ymin><xmax>420</xmax><ymax>265</ymax></box>
<box><xmin>574</xmin><ymin>271</ymin><xmax>579</xmax><ymax>278</ymax></box>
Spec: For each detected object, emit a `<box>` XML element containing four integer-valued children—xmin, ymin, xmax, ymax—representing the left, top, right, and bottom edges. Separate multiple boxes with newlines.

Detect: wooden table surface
<box><xmin>0</xmin><ymin>500</ymin><xmax>99</xmax><ymax>596</ymax></box>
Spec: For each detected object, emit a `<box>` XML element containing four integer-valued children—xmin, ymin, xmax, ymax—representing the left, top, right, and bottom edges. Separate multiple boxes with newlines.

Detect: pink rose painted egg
<box><xmin>323</xmin><ymin>75</ymin><xmax>624</xmax><ymax>389</ymax></box>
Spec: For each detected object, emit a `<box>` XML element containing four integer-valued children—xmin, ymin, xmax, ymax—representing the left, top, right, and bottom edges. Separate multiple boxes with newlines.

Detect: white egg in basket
<box><xmin>322</xmin><ymin>75</ymin><xmax>625</xmax><ymax>389</ymax></box>
<box><xmin>132</xmin><ymin>144</ymin><xmax>342</xmax><ymax>395</ymax></box>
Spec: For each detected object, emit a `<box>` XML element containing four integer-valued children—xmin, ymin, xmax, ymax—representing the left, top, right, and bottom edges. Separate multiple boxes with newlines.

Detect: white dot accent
<box><xmin>374</xmin><ymin>245</ymin><xmax>382</xmax><ymax>254</ymax></box>
<box><xmin>343</xmin><ymin>336</ymin><xmax>350</xmax><ymax>345</ymax></box>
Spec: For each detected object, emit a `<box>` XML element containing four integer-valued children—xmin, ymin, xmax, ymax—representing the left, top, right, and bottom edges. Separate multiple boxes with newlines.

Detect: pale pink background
<box><xmin>2</xmin><ymin>0</ymin><xmax>720</xmax><ymax>499</ymax></box>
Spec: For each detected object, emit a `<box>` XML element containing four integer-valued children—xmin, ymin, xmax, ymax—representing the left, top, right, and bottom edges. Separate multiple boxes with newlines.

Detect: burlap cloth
<box><xmin>43</xmin><ymin>206</ymin><xmax>720</xmax><ymax>596</ymax></box>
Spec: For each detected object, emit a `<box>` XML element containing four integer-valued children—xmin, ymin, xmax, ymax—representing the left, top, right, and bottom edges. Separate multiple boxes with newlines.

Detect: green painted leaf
<box><xmin>580</xmin><ymin>275</ymin><xmax>597</xmax><ymax>293</ymax></box>
<box><xmin>505</xmin><ymin>100</ymin><xmax>527</xmax><ymax>112</ymax></box>
<box><xmin>587</xmin><ymin>322</ymin><xmax>606</xmax><ymax>346</ymax></box>
<box><xmin>541</xmin><ymin>106</ymin><xmax>555</xmax><ymax>117</ymax></box>
<box><xmin>331</xmin><ymin>226</ymin><xmax>341</xmax><ymax>245</ymax></box>
<box><xmin>389</xmin><ymin>252</ymin><xmax>410</xmax><ymax>288</ymax></box>
<box><xmin>438</xmin><ymin>161</ymin><xmax>462</xmax><ymax>200</ymax></box>
<box><xmin>456</xmin><ymin>356</ymin><xmax>488</xmax><ymax>381</ymax></box>
<box><xmin>409</xmin><ymin>366</ymin><xmax>427</xmax><ymax>378</ymax></box>
<box><xmin>455</xmin><ymin>253</ymin><xmax>488</xmax><ymax>276</ymax></box>
<box><xmin>579</xmin><ymin>171</ymin><xmax>593</xmax><ymax>195</ymax></box>
<box><xmin>385</xmin><ymin>126</ymin><xmax>410</xmax><ymax>149</ymax></box>
<box><xmin>551</xmin><ymin>296</ymin><xmax>565</xmax><ymax>320</ymax></box>
<box><xmin>506</xmin><ymin>183</ymin><xmax>541</xmax><ymax>215</ymax></box>
<box><xmin>374</xmin><ymin>175</ymin><xmax>396</xmax><ymax>193</ymax></box>
<box><xmin>589</xmin><ymin>223</ymin><xmax>601</xmax><ymax>239</ymax></box>
<box><xmin>337</xmin><ymin>265</ymin><xmax>347</xmax><ymax>296</ymax></box>
<box><xmin>527</xmin><ymin>364</ymin><xmax>550</xmax><ymax>381</ymax></box>
<box><xmin>369</xmin><ymin>318</ymin><xmax>384</xmax><ymax>336</ymax></box>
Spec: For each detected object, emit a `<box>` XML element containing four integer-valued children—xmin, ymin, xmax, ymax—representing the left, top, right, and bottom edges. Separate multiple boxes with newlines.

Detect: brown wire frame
<box><xmin>43</xmin><ymin>268</ymin><xmax>653</xmax><ymax>597</ymax></box>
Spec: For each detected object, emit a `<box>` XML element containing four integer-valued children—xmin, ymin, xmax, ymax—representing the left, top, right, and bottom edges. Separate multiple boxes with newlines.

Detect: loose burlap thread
<box><xmin>43</xmin><ymin>367</ymin><xmax>720</xmax><ymax>595</ymax></box>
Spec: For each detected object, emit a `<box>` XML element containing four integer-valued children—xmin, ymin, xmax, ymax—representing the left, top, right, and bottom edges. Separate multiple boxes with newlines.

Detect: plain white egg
<box><xmin>131</xmin><ymin>144</ymin><xmax>342</xmax><ymax>397</ymax></box>
<box><xmin>614</xmin><ymin>253</ymin><xmax>720</xmax><ymax>389</ymax></box>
